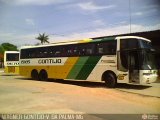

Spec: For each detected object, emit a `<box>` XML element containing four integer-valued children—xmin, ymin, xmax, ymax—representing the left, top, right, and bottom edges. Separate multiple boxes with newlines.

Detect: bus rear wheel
<box><xmin>104</xmin><ymin>73</ymin><xmax>117</xmax><ymax>88</ymax></box>
<box><xmin>39</xmin><ymin>70</ymin><xmax>48</xmax><ymax>81</ymax></box>
<box><xmin>31</xmin><ymin>69</ymin><xmax>39</xmax><ymax>80</ymax></box>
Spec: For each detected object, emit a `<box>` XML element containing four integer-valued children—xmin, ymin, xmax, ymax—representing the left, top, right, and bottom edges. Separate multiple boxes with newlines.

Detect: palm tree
<box><xmin>36</xmin><ymin>33</ymin><xmax>49</xmax><ymax>44</ymax></box>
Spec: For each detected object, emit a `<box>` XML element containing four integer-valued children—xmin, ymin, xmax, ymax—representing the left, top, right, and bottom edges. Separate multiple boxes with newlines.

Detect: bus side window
<box><xmin>54</xmin><ymin>46</ymin><xmax>61</xmax><ymax>57</ymax></box>
<box><xmin>96</xmin><ymin>41</ymin><xmax>116</xmax><ymax>55</ymax></box>
<box><xmin>77</xmin><ymin>44</ymin><xmax>85</xmax><ymax>56</ymax></box>
<box><xmin>98</xmin><ymin>47</ymin><xmax>103</xmax><ymax>54</ymax></box>
<box><xmin>73</xmin><ymin>45</ymin><xmax>79</xmax><ymax>56</ymax></box>
<box><xmin>78</xmin><ymin>43</ymin><xmax>95</xmax><ymax>56</ymax></box>
<box><xmin>48</xmin><ymin>47</ymin><xmax>53</xmax><ymax>57</ymax></box>
<box><xmin>61</xmin><ymin>47</ymin><xmax>66</xmax><ymax>57</ymax></box>
<box><xmin>86</xmin><ymin>44</ymin><xmax>95</xmax><ymax>55</ymax></box>
<box><xmin>81</xmin><ymin>48</ymin><xmax>86</xmax><ymax>55</ymax></box>
<box><xmin>28</xmin><ymin>50</ymin><xmax>32</xmax><ymax>58</ymax></box>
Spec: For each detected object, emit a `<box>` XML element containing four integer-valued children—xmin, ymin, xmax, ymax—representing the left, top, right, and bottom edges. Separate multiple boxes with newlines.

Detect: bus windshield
<box><xmin>140</xmin><ymin>50</ymin><xmax>157</xmax><ymax>70</ymax></box>
<box><xmin>139</xmin><ymin>39</ymin><xmax>153</xmax><ymax>49</ymax></box>
<box><xmin>6</xmin><ymin>53</ymin><xmax>19</xmax><ymax>61</ymax></box>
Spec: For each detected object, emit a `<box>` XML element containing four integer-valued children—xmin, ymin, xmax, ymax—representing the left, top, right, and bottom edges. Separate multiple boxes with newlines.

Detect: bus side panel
<box><xmin>66</xmin><ymin>57</ymin><xmax>89</xmax><ymax>79</ymax></box>
<box><xmin>48</xmin><ymin>57</ymin><xmax>79</xmax><ymax>79</ymax></box>
<box><xmin>4</xmin><ymin>67</ymin><xmax>9</xmax><ymax>73</ymax></box>
<box><xmin>67</xmin><ymin>56</ymin><xmax>101</xmax><ymax>80</ymax></box>
<box><xmin>19</xmin><ymin>66</ymin><xmax>31</xmax><ymax>78</ymax></box>
<box><xmin>4</xmin><ymin>66</ymin><xmax>19</xmax><ymax>74</ymax></box>
<box><xmin>87</xmin><ymin>56</ymin><xmax>117</xmax><ymax>81</ymax></box>
<box><xmin>15</xmin><ymin>66</ymin><xmax>19</xmax><ymax>74</ymax></box>
<box><xmin>19</xmin><ymin>66</ymin><xmax>51</xmax><ymax>78</ymax></box>
<box><xmin>75</xmin><ymin>56</ymin><xmax>101</xmax><ymax>80</ymax></box>
<box><xmin>19</xmin><ymin>57</ymin><xmax>79</xmax><ymax>79</ymax></box>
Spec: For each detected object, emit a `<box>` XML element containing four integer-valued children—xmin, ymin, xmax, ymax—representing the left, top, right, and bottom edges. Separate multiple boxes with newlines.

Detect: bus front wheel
<box><xmin>39</xmin><ymin>70</ymin><xmax>48</xmax><ymax>81</ymax></box>
<box><xmin>103</xmin><ymin>72</ymin><xmax>117</xmax><ymax>88</ymax></box>
<box><xmin>31</xmin><ymin>69</ymin><xmax>39</xmax><ymax>80</ymax></box>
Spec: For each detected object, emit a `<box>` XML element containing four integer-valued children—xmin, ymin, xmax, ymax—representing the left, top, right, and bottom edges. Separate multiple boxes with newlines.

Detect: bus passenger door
<box><xmin>117</xmin><ymin>50</ymin><xmax>140</xmax><ymax>84</ymax></box>
<box><xmin>117</xmin><ymin>51</ymin><xmax>129</xmax><ymax>83</ymax></box>
<box><xmin>118</xmin><ymin>38</ymin><xmax>141</xmax><ymax>84</ymax></box>
<box><xmin>128</xmin><ymin>51</ymin><xmax>140</xmax><ymax>83</ymax></box>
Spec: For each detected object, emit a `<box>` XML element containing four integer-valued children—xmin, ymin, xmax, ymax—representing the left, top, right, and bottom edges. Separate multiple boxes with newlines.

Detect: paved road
<box><xmin>0</xmin><ymin>71</ymin><xmax>160</xmax><ymax>119</ymax></box>
<box><xmin>116</xmin><ymin>82</ymin><xmax>160</xmax><ymax>98</ymax></box>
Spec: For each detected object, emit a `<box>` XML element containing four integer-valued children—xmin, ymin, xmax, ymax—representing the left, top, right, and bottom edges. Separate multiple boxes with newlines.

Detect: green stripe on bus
<box><xmin>76</xmin><ymin>56</ymin><xmax>101</xmax><ymax>80</ymax></box>
<box><xmin>92</xmin><ymin>36</ymin><xmax>115</xmax><ymax>42</ymax></box>
<box><xmin>66</xmin><ymin>57</ymin><xmax>89</xmax><ymax>79</ymax></box>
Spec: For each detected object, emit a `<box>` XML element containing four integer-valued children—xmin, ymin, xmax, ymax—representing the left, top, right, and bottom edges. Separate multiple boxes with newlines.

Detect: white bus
<box><xmin>19</xmin><ymin>36</ymin><xmax>158</xmax><ymax>87</ymax></box>
<box><xmin>4</xmin><ymin>51</ymin><xmax>19</xmax><ymax>74</ymax></box>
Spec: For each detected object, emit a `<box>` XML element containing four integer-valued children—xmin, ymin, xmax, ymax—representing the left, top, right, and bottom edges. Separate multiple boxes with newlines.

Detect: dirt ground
<box><xmin>0</xmin><ymin>71</ymin><xmax>160</xmax><ymax>116</ymax></box>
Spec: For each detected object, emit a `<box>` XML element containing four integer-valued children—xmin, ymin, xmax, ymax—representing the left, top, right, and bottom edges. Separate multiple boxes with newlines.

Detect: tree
<box><xmin>36</xmin><ymin>33</ymin><xmax>49</xmax><ymax>44</ymax></box>
<box><xmin>0</xmin><ymin>43</ymin><xmax>18</xmax><ymax>68</ymax></box>
<box><xmin>0</xmin><ymin>45</ymin><xmax>5</xmax><ymax>54</ymax></box>
<box><xmin>1</xmin><ymin>43</ymin><xmax>18</xmax><ymax>51</ymax></box>
<box><xmin>0</xmin><ymin>45</ymin><xmax>4</xmax><ymax>67</ymax></box>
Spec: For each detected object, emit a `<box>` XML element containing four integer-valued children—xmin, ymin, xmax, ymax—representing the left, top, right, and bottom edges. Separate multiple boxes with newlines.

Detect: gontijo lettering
<box><xmin>38</xmin><ymin>59</ymin><xmax>61</xmax><ymax>64</ymax></box>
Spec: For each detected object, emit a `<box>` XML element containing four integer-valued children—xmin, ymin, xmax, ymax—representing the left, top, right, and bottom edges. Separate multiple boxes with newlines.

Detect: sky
<box><xmin>0</xmin><ymin>0</ymin><xmax>160</xmax><ymax>47</ymax></box>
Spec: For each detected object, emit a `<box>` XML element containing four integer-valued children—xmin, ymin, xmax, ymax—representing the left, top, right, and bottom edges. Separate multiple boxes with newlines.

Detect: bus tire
<box><xmin>103</xmin><ymin>72</ymin><xmax>117</xmax><ymax>88</ymax></box>
<box><xmin>31</xmin><ymin>69</ymin><xmax>39</xmax><ymax>80</ymax></box>
<box><xmin>39</xmin><ymin>70</ymin><xmax>48</xmax><ymax>81</ymax></box>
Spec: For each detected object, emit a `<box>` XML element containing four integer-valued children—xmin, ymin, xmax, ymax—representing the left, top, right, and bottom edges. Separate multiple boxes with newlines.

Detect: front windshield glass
<box><xmin>139</xmin><ymin>50</ymin><xmax>157</xmax><ymax>70</ymax></box>
<box><xmin>6</xmin><ymin>53</ymin><xmax>19</xmax><ymax>61</ymax></box>
<box><xmin>139</xmin><ymin>39</ymin><xmax>152</xmax><ymax>49</ymax></box>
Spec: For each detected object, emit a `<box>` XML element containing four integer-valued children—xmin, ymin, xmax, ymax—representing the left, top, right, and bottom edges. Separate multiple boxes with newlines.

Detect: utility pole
<box><xmin>129</xmin><ymin>0</ymin><xmax>132</xmax><ymax>33</ymax></box>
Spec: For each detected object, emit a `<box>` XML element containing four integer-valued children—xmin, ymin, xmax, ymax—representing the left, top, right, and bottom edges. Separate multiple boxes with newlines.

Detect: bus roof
<box><xmin>116</xmin><ymin>36</ymin><xmax>151</xmax><ymax>42</ymax></box>
<box><xmin>20</xmin><ymin>39</ymin><xmax>93</xmax><ymax>49</ymax></box>
<box><xmin>5</xmin><ymin>51</ymin><xmax>19</xmax><ymax>54</ymax></box>
<box><xmin>20</xmin><ymin>36</ymin><xmax>150</xmax><ymax>49</ymax></box>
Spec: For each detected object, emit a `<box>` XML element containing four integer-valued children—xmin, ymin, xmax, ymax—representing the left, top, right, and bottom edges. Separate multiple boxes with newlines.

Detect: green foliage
<box><xmin>1</xmin><ymin>43</ymin><xmax>18</xmax><ymax>51</ymax></box>
<box><xmin>36</xmin><ymin>33</ymin><xmax>49</xmax><ymax>44</ymax></box>
<box><xmin>0</xmin><ymin>43</ymin><xmax>18</xmax><ymax>54</ymax></box>
<box><xmin>0</xmin><ymin>45</ymin><xmax>5</xmax><ymax>54</ymax></box>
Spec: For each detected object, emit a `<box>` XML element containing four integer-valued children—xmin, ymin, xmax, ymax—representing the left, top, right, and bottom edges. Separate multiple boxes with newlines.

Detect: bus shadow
<box><xmin>16</xmin><ymin>77</ymin><xmax>33</xmax><ymax>80</ymax></box>
<box><xmin>47</xmin><ymin>79</ymin><xmax>151</xmax><ymax>90</ymax></box>
<box><xmin>116</xmin><ymin>83</ymin><xmax>151</xmax><ymax>90</ymax></box>
<box><xmin>16</xmin><ymin>77</ymin><xmax>106</xmax><ymax>88</ymax></box>
<box><xmin>48</xmin><ymin>79</ymin><xmax>107</xmax><ymax>88</ymax></box>
<box><xmin>15</xmin><ymin>77</ymin><xmax>151</xmax><ymax>90</ymax></box>
<box><xmin>1</xmin><ymin>74</ymin><xmax>19</xmax><ymax>76</ymax></box>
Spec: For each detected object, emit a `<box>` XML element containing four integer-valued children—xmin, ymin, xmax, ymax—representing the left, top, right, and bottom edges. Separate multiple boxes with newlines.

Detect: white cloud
<box><xmin>49</xmin><ymin>23</ymin><xmax>160</xmax><ymax>43</ymax></box>
<box><xmin>78</xmin><ymin>2</ymin><xmax>116</xmax><ymax>11</ymax></box>
<box><xmin>0</xmin><ymin>32</ymin><xmax>15</xmax><ymax>38</ymax></box>
<box><xmin>133</xmin><ymin>12</ymin><xmax>143</xmax><ymax>16</ymax></box>
<box><xmin>132</xmin><ymin>8</ymin><xmax>158</xmax><ymax>16</ymax></box>
<box><xmin>0</xmin><ymin>23</ymin><xmax>159</xmax><ymax>47</ymax></box>
<box><xmin>93</xmin><ymin>20</ymin><xmax>105</xmax><ymax>26</ymax></box>
<box><xmin>1</xmin><ymin>0</ymin><xmax>69</xmax><ymax>6</ymax></box>
<box><xmin>0</xmin><ymin>32</ymin><xmax>38</xmax><ymax>47</ymax></box>
<box><xmin>25</xmin><ymin>18</ymin><xmax>35</xmax><ymax>26</ymax></box>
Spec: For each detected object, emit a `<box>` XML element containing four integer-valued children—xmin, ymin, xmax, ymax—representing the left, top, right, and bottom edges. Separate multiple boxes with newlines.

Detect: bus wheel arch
<box><xmin>102</xmin><ymin>70</ymin><xmax>117</xmax><ymax>88</ymax></box>
<box><xmin>39</xmin><ymin>69</ymin><xmax>48</xmax><ymax>81</ymax></box>
<box><xmin>31</xmin><ymin>69</ymin><xmax>39</xmax><ymax>80</ymax></box>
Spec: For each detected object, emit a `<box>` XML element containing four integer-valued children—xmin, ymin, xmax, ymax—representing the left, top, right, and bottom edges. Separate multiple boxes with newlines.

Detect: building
<box><xmin>0</xmin><ymin>53</ymin><xmax>4</xmax><ymax>68</ymax></box>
